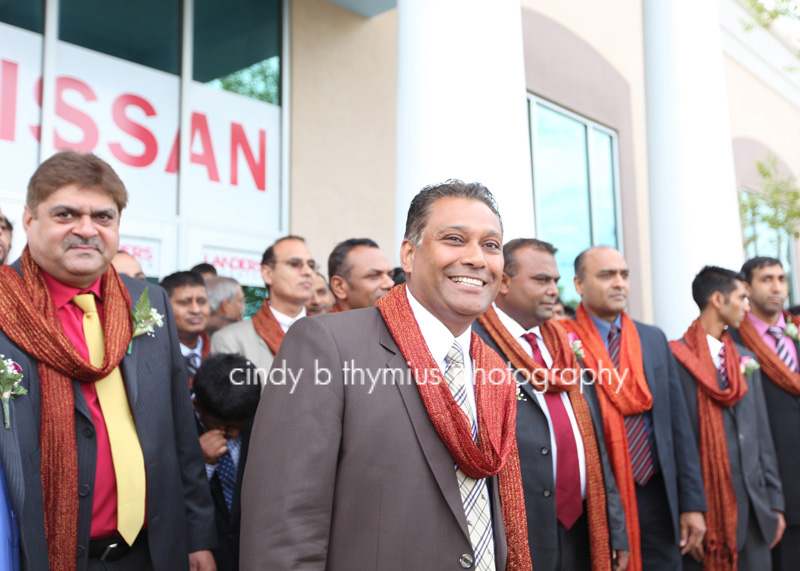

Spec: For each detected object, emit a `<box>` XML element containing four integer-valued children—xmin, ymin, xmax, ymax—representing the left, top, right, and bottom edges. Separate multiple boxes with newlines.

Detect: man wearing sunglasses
<box><xmin>211</xmin><ymin>235</ymin><xmax>315</xmax><ymax>380</ymax></box>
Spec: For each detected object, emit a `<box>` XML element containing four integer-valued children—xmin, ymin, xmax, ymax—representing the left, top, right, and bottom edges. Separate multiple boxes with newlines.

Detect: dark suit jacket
<box><xmin>632</xmin><ymin>322</ymin><xmax>707</xmax><ymax>539</ymax></box>
<box><xmin>0</xmin><ymin>268</ymin><xmax>216</xmax><ymax>570</ymax></box>
<box><xmin>195</xmin><ymin>418</ymin><xmax>252</xmax><ymax>571</ymax></box>
<box><xmin>240</xmin><ymin>308</ymin><xmax>510</xmax><ymax>570</ymax></box>
<box><xmin>675</xmin><ymin>341</ymin><xmax>783</xmax><ymax>546</ymax></box>
<box><xmin>474</xmin><ymin>321</ymin><xmax>628</xmax><ymax>570</ymax></box>
<box><xmin>730</xmin><ymin>327</ymin><xmax>800</xmax><ymax>526</ymax></box>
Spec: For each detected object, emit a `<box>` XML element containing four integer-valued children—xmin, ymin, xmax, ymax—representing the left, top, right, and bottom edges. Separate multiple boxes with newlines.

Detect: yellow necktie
<box><xmin>72</xmin><ymin>293</ymin><xmax>146</xmax><ymax>546</ymax></box>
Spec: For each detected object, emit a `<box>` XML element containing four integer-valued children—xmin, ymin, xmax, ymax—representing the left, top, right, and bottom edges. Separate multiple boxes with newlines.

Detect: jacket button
<box><xmin>78</xmin><ymin>484</ymin><xmax>91</xmax><ymax>497</ymax></box>
<box><xmin>459</xmin><ymin>553</ymin><xmax>474</xmax><ymax>568</ymax></box>
<box><xmin>739</xmin><ymin>433</ymin><xmax>745</xmax><ymax>441</ymax></box>
<box><xmin>543</xmin><ymin>489</ymin><xmax>551</xmax><ymax>498</ymax></box>
<box><xmin>541</xmin><ymin>447</ymin><xmax>549</xmax><ymax>455</ymax></box>
<box><xmin>83</xmin><ymin>426</ymin><xmax>94</xmax><ymax>438</ymax></box>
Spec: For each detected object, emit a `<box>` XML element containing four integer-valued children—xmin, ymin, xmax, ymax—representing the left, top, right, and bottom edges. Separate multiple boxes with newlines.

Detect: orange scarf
<box><xmin>329</xmin><ymin>303</ymin><xmax>343</xmax><ymax>313</ymax></box>
<box><xmin>561</xmin><ymin>304</ymin><xmax>652</xmax><ymax>571</ymax></box>
<box><xmin>377</xmin><ymin>286</ymin><xmax>531</xmax><ymax>571</ymax></box>
<box><xmin>251</xmin><ymin>301</ymin><xmax>285</xmax><ymax>355</ymax></box>
<box><xmin>670</xmin><ymin>319</ymin><xmax>745</xmax><ymax>570</ymax></box>
<box><xmin>478</xmin><ymin>308</ymin><xmax>611</xmax><ymax>570</ymax></box>
<box><xmin>738</xmin><ymin>312</ymin><xmax>800</xmax><ymax>396</ymax></box>
<box><xmin>0</xmin><ymin>248</ymin><xmax>133</xmax><ymax>571</ymax></box>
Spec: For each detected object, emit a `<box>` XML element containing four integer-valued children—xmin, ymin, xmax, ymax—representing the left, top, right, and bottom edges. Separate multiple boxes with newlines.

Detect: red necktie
<box><xmin>521</xmin><ymin>332</ymin><xmax>583</xmax><ymax>529</ymax></box>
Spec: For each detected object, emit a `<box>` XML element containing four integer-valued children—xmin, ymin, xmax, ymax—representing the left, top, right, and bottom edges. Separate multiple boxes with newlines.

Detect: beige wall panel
<box><xmin>519</xmin><ymin>0</ymin><xmax>652</xmax><ymax>321</ymax></box>
<box><xmin>290</xmin><ymin>0</ymin><xmax>398</xmax><ymax>271</ymax></box>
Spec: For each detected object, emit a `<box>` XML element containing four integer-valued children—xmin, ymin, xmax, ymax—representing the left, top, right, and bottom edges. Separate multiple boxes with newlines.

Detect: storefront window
<box><xmin>529</xmin><ymin>96</ymin><xmax>621</xmax><ymax>306</ymax></box>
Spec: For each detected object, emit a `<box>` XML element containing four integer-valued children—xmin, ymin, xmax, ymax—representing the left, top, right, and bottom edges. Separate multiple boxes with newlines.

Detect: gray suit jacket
<box><xmin>0</xmin><ymin>269</ymin><xmax>216</xmax><ymax>570</ymax></box>
<box><xmin>473</xmin><ymin>320</ymin><xmax>628</xmax><ymax>570</ymax></box>
<box><xmin>210</xmin><ymin>318</ymin><xmax>274</xmax><ymax>380</ymax></box>
<box><xmin>676</xmin><ymin>341</ymin><xmax>783</xmax><ymax>546</ymax></box>
<box><xmin>240</xmin><ymin>308</ymin><xmax>510</xmax><ymax>570</ymax></box>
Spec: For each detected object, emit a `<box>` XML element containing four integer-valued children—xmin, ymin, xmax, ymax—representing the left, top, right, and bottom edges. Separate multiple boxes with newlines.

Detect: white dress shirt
<box><xmin>494</xmin><ymin>304</ymin><xmax>587</xmax><ymax>498</ymax></box>
<box><xmin>406</xmin><ymin>289</ymin><xmax>476</xmax><ymax>415</ymax></box>
<box><xmin>707</xmin><ymin>334</ymin><xmax>724</xmax><ymax>369</ymax></box>
<box><xmin>180</xmin><ymin>334</ymin><xmax>203</xmax><ymax>360</ymax></box>
<box><xmin>269</xmin><ymin>304</ymin><xmax>307</xmax><ymax>334</ymax></box>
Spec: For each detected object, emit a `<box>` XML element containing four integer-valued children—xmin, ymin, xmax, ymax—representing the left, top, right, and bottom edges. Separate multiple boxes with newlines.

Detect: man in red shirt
<box><xmin>0</xmin><ymin>151</ymin><xmax>216</xmax><ymax>570</ymax></box>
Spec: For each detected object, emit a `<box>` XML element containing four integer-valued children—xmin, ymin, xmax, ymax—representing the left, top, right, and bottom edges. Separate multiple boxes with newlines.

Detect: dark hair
<box><xmin>573</xmin><ymin>246</ymin><xmax>618</xmax><ymax>281</ymax></box>
<box><xmin>261</xmin><ymin>235</ymin><xmax>306</xmax><ymax>266</ymax></box>
<box><xmin>27</xmin><ymin>151</ymin><xmax>128</xmax><ymax>214</ymax></box>
<box><xmin>741</xmin><ymin>257</ymin><xmax>783</xmax><ymax>284</ymax></box>
<box><xmin>2</xmin><ymin>216</ymin><xmax>12</xmax><ymax>233</ymax></box>
<box><xmin>190</xmin><ymin>263</ymin><xmax>217</xmax><ymax>276</ymax></box>
<box><xmin>404</xmin><ymin>180</ymin><xmax>502</xmax><ymax>245</ymax></box>
<box><xmin>692</xmin><ymin>265</ymin><xmax>745</xmax><ymax>310</ymax></box>
<box><xmin>503</xmin><ymin>238</ymin><xmax>557</xmax><ymax>277</ymax></box>
<box><xmin>391</xmin><ymin>266</ymin><xmax>406</xmax><ymax>286</ymax></box>
<box><xmin>328</xmin><ymin>238</ymin><xmax>380</xmax><ymax>282</ymax></box>
<box><xmin>159</xmin><ymin>271</ymin><xmax>206</xmax><ymax>297</ymax></box>
<box><xmin>194</xmin><ymin>353</ymin><xmax>260</xmax><ymax>422</ymax></box>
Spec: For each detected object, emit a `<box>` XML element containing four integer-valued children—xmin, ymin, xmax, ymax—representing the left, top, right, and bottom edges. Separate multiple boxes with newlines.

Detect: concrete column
<box><xmin>643</xmin><ymin>0</ymin><xmax>744</xmax><ymax>338</ymax></box>
<box><xmin>395</xmin><ymin>0</ymin><xmax>534</xmax><ymax>247</ymax></box>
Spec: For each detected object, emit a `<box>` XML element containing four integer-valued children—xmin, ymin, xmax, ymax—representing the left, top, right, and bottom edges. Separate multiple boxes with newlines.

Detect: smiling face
<box><xmin>496</xmin><ymin>247</ymin><xmax>560</xmax><ymax>330</ymax></box>
<box><xmin>306</xmin><ymin>272</ymin><xmax>334</xmax><ymax>316</ymax></box>
<box><xmin>401</xmin><ymin>197</ymin><xmax>503</xmax><ymax>335</ymax></box>
<box><xmin>23</xmin><ymin>184</ymin><xmax>120</xmax><ymax>288</ymax></box>
<box><xmin>574</xmin><ymin>246</ymin><xmax>630</xmax><ymax>322</ymax></box>
<box><xmin>169</xmin><ymin>284</ymin><xmax>210</xmax><ymax>339</ymax></box>
<box><xmin>747</xmin><ymin>263</ymin><xmax>788</xmax><ymax>323</ymax></box>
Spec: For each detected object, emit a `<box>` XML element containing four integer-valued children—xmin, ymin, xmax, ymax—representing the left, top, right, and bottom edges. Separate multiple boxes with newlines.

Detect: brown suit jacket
<box><xmin>240</xmin><ymin>307</ymin><xmax>509</xmax><ymax>570</ymax></box>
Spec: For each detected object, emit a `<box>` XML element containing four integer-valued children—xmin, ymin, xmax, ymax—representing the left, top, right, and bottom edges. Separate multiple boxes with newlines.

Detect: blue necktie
<box><xmin>216</xmin><ymin>440</ymin><xmax>239</xmax><ymax>513</ymax></box>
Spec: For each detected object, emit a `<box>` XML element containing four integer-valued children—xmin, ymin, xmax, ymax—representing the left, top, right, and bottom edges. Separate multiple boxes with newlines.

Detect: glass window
<box><xmin>529</xmin><ymin>96</ymin><xmax>621</xmax><ymax>306</ymax></box>
<box><xmin>0</xmin><ymin>1</ymin><xmax>43</xmax><ymax>33</ymax></box>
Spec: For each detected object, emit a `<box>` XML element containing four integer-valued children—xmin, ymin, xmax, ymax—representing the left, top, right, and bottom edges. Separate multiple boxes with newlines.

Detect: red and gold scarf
<box><xmin>561</xmin><ymin>304</ymin><xmax>652</xmax><ymax>571</ymax></box>
<box><xmin>738</xmin><ymin>312</ymin><xmax>800</xmax><ymax>396</ymax></box>
<box><xmin>478</xmin><ymin>307</ymin><xmax>611</xmax><ymax>570</ymax></box>
<box><xmin>251</xmin><ymin>300</ymin><xmax>285</xmax><ymax>355</ymax></box>
<box><xmin>0</xmin><ymin>248</ymin><xmax>133</xmax><ymax>571</ymax></box>
<box><xmin>377</xmin><ymin>286</ymin><xmax>531</xmax><ymax>571</ymax></box>
<box><xmin>669</xmin><ymin>319</ymin><xmax>746</xmax><ymax>570</ymax></box>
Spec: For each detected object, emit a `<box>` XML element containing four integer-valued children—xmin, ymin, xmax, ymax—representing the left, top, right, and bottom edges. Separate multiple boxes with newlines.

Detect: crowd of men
<box><xmin>0</xmin><ymin>151</ymin><xmax>798</xmax><ymax>571</ymax></box>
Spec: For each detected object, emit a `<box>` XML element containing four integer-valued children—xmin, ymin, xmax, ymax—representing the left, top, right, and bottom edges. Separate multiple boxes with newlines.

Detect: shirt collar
<box><xmin>493</xmin><ymin>303</ymin><xmax>541</xmax><ymax>340</ymax></box>
<box><xmin>706</xmin><ymin>333</ymin><xmax>724</xmax><ymax>359</ymax></box>
<box><xmin>269</xmin><ymin>304</ymin><xmax>307</xmax><ymax>333</ymax></box>
<box><xmin>406</xmin><ymin>288</ymin><xmax>472</xmax><ymax>366</ymax></box>
<box><xmin>180</xmin><ymin>335</ymin><xmax>203</xmax><ymax>358</ymax></box>
<box><xmin>588</xmin><ymin>312</ymin><xmax>622</xmax><ymax>341</ymax></box>
<box><xmin>41</xmin><ymin>269</ymin><xmax>103</xmax><ymax>309</ymax></box>
<box><xmin>747</xmin><ymin>311</ymin><xmax>785</xmax><ymax>336</ymax></box>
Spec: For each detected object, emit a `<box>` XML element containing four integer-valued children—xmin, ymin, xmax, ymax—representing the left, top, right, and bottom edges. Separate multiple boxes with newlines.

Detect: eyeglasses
<box><xmin>273</xmin><ymin>258</ymin><xmax>317</xmax><ymax>271</ymax></box>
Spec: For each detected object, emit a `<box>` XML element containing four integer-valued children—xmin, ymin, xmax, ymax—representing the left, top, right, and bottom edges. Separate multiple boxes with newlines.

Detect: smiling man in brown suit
<box><xmin>240</xmin><ymin>181</ymin><xmax>531</xmax><ymax>570</ymax></box>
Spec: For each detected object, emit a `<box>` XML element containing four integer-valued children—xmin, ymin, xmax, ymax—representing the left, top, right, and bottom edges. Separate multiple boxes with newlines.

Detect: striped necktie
<box><xmin>718</xmin><ymin>345</ymin><xmax>729</xmax><ymax>389</ymax></box>
<box><xmin>72</xmin><ymin>294</ymin><xmax>146</xmax><ymax>546</ymax></box>
<box><xmin>445</xmin><ymin>342</ymin><xmax>495</xmax><ymax>571</ymax></box>
<box><xmin>768</xmin><ymin>326</ymin><xmax>797</xmax><ymax>372</ymax></box>
<box><xmin>609</xmin><ymin>324</ymin><xmax>654</xmax><ymax>487</ymax></box>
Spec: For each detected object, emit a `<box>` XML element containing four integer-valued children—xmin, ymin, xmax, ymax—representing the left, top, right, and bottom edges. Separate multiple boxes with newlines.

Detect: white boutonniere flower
<box><xmin>785</xmin><ymin>322</ymin><xmax>798</xmax><ymax>341</ymax></box>
<box><xmin>740</xmin><ymin>356</ymin><xmax>760</xmax><ymax>377</ymax></box>
<box><xmin>567</xmin><ymin>332</ymin><xmax>585</xmax><ymax>360</ymax></box>
<box><xmin>0</xmin><ymin>357</ymin><xmax>26</xmax><ymax>429</ymax></box>
<box><xmin>129</xmin><ymin>287</ymin><xmax>165</xmax><ymax>353</ymax></box>
<box><xmin>516</xmin><ymin>385</ymin><xmax>527</xmax><ymax>401</ymax></box>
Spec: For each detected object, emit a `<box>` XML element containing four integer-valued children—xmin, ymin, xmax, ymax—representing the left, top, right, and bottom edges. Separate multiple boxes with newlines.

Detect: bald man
<box><xmin>112</xmin><ymin>250</ymin><xmax>146</xmax><ymax>280</ymax></box>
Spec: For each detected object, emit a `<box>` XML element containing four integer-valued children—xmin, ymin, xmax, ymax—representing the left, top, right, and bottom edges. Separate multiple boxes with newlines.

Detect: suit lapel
<box><xmin>380</xmin><ymin>324</ymin><xmax>470</xmax><ymax>541</ymax></box>
<box><xmin>120</xmin><ymin>351</ymin><xmax>138</xmax><ymax>409</ymax></box>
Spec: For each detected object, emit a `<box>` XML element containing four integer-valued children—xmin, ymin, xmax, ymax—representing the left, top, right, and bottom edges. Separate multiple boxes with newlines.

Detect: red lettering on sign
<box><xmin>121</xmin><ymin>244</ymin><xmax>153</xmax><ymax>262</ymax></box>
<box><xmin>53</xmin><ymin>77</ymin><xmax>99</xmax><ymax>152</ymax></box>
<box><xmin>189</xmin><ymin>112</ymin><xmax>219</xmax><ymax>182</ymax></box>
<box><xmin>0</xmin><ymin>60</ymin><xmax>17</xmax><ymax>142</ymax></box>
<box><xmin>109</xmin><ymin>94</ymin><xmax>158</xmax><ymax>167</ymax></box>
<box><xmin>230</xmin><ymin>123</ymin><xmax>266</xmax><ymax>191</ymax></box>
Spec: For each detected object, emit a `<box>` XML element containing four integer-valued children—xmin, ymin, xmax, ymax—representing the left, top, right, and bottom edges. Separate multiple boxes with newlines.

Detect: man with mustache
<box><xmin>0</xmin><ymin>209</ymin><xmax>12</xmax><ymax>265</ymax></box>
<box><xmin>305</xmin><ymin>272</ymin><xmax>335</xmax><ymax>316</ymax></box>
<box><xmin>327</xmin><ymin>238</ymin><xmax>394</xmax><ymax>312</ymax></box>
<box><xmin>561</xmin><ymin>246</ymin><xmax>706</xmax><ymax>571</ymax></box>
<box><xmin>240</xmin><ymin>181</ymin><xmax>531</xmax><ymax>570</ymax></box>
<box><xmin>210</xmin><ymin>235</ymin><xmax>315</xmax><ymax>378</ymax></box>
<box><xmin>474</xmin><ymin>238</ymin><xmax>629</xmax><ymax>571</ymax></box>
<box><xmin>730</xmin><ymin>257</ymin><xmax>800</xmax><ymax>570</ymax></box>
<box><xmin>161</xmin><ymin>271</ymin><xmax>212</xmax><ymax>386</ymax></box>
<box><xmin>0</xmin><ymin>151</ymin><xmax>215</xmax><ymax>570</ymax></box>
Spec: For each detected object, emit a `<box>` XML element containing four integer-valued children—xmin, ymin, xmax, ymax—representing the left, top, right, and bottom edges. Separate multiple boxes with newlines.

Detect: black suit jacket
<box><xmin>195</xmin><ymin>418</ymin><xmax>252</xmax><ymax>571</ymax></box>
<box><xmin>474</xmin><ymin>320</ymin><xmax>628</xmax><ymax>570</ymax></box>
<box><xmin>633</xmin><ymin>321</ymin><xmax>707</xmax><ymax>539</ymax></box>
<box><xmin>675</xmin><ymin>341</ymin><xmax>783</xmax><ymax>546</ymax></box>
<box><xmin>730</xmin><ymin>327</ymin><xmax>800</xmax><ymax>525</ymax></box>
<box><xmin>0</xmin><ymin>265</ymin><xmax>216</xmax><ymax>570</ymax></box>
